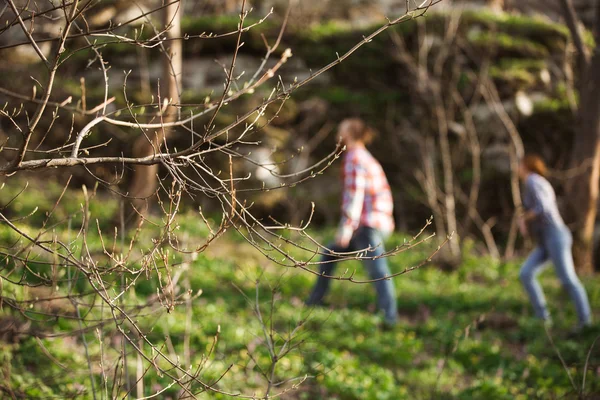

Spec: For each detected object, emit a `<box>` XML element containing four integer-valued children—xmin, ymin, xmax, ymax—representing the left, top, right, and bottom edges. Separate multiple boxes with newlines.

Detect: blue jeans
<box><xmin>306</xmin><ymin>226</ymin><xmax>398</xmax><ymax>325</ymax></box>
<box><xmin>519</xmin><ymin>224</ymin><xmax>591</xmax><ymax>325</ymax></box>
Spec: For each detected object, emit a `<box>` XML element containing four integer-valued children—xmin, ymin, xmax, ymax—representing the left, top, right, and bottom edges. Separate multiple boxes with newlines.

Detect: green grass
<box><xmin>0</xmin><ymin>185</ymin><xmax>599</xmax><ymax>399</ymax></box>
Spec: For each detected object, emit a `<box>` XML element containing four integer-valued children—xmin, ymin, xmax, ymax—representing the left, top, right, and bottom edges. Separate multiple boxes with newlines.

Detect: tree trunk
<box><xmin>566</xmin><ymin>51</ymin><xmax>600</xmax><ymax>274</ymax></box>
<box><xmin>127</xmin><ymin>1</ymin><xmax>182</xmax><ymax>225</ymax></box>
<box><xmin>559</xmin><ymin>0</ymin><xmax>600</xmax><ymax>274</ymax></box>
<box><xmin>433</xmin><ymin>85</ymin><xmax>460</xmax><ymax>258</ymax></box>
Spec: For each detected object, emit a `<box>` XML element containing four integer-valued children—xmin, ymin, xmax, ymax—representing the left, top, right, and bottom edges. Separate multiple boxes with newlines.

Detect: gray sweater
<box><xmin>522</xmin><ymin>173</ymin><xmax>565</xmax><ymax>238</ymax></box>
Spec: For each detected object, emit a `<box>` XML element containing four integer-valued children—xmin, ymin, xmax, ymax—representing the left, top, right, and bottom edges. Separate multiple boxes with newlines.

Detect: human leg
<box><xmin>354</xmin><ymin>227</ymin><xmax>398</xmax><ymax>325</ymax></box>
<box><xmin>306</xmin><ymin>242</ymin><xmax>349</xmax><ymax>306</ymax></box>
<box><xmin>519</xmin><ymin>247</ymin><xmax>550</xmax><ymax>320</ymax></box>
<box><xmin>547</xmin><ymin>228</ymin><xmax>592</xmax><ymax>326</ymax></box>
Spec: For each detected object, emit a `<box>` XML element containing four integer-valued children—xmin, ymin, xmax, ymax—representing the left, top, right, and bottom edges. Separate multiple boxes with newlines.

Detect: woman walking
<box><xmin>518</xmin><ymin>154</ymin><xmax>592</xmax><ymax>332</ymax></box>
<box><xmin>306</xmin><ymin>118</ymin><xmax>397</xmax><ymax>328</ymax></box>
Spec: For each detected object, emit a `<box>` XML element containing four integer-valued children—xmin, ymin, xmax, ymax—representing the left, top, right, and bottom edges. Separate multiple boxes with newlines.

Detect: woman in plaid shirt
<box><xmin>306</xmin><ymin>118</ymin><xmax>397</xmax><ymax>327</ymax></box>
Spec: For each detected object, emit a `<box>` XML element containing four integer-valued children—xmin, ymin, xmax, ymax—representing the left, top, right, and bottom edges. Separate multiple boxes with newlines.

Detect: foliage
<box><xmin>460</xmin><ymin>10</ymin><xmax>570</xmax><ymax>50</ymax></box>
<box><xmin>0</xmin><ymin>185</ymin><xmax>599</xmax><ymax>399</ymax></box>
<box><xmin>467</xmin><ymin>31</ymin><xmax>549</xmax><ymax>58</ymax></box>
<box><xmin>2</xmin><ymin>3</ymin><xmax>599</xmax><ymax>398</ymax></box>
<box><xmin>487</xmin><ymin>58</ymin><xmax>546</xmax><ymax>88</ymax></box>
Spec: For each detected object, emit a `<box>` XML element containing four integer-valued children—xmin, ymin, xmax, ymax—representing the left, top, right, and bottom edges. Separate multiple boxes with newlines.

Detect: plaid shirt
<box><xmin>338</xmin><ymin>147</ymin><xmax>394</xmax><ymax>244</ymax></box>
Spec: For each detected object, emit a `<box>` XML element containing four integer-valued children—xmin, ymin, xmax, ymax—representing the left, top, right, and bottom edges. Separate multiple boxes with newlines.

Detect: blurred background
<box><xmin>3</xmin><ymin>0</ymin><xmax>599</xmax><ymax>264</ymax></box>
<box><xmin>1</xmin><ymin>1</ymin><xmax>600</xmax><ymax>398</ymax></box>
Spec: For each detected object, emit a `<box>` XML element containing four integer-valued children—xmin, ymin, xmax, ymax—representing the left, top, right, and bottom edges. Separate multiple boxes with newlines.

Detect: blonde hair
<box><xmin>340</xmin><ymin>118</ymin><xmax>377</xmax><ymax>145</ymax></box>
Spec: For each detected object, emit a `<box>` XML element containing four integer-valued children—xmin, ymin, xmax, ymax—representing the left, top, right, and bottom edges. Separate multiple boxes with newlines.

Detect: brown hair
<box><xmin>340</xmin><ymin>118</ymin><xmax>377</xmax><ymax>145</ymax></box>
<box><xmin>522</xmin><ymin>153</ymin><xmax>548</xmax><ymax>177</ymax></box>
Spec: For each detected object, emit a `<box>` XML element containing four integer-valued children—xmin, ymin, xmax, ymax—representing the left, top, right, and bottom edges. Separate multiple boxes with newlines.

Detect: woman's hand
<box><xmin>335</xmin><ymin>233</ymin><xmax>351</xmax><ymax>248</ymax></box>
<box><xmin>518</xmin><ymin>209</ymin><xmax>538</xmax><ymax>237</ymax></box>
<box><xmin>518</xmin><ymin>216</ymin><xmax>528</xmax><ymax>237</ymax></box>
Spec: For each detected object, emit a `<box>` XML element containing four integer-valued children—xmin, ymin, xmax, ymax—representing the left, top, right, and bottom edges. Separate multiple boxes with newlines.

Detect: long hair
<box><xmin>522</xmin><ymin>153</ymin><xmax>548</xmax><ymax>177</ymax></box>
<box><xmin>340</xmin><ymin>118</ymin><xmax>377</xmax><ymax>145</ymax></box>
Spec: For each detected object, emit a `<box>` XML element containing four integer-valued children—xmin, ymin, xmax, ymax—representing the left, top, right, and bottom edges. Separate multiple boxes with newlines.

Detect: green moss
<box><xmin>490</xmin><ymin>67</ymin><xmax>536</xmax><ymax>86</ymax></box>
<box><xmin>461</xmin><ymin>10</ymin><xmax>568</xmax><ymax>50</ymax></box>
<box><xmin>302</xmin><ymin>86</ymin><xmax>409</xmax><ymax>118</ymax></box>
<box><xmin>302</xmin><ymin>20</ymin><xmax>355</xmax><ymax>41</ymax></box>
<box><xmin>583</xmin><ymin>30</ymin><xmax>596</xmax><ymax>48</ymax></box>
<box><xmin>468</xmin><ymin>31</ymin><xmax>549</xmax><ymax>58</ymax></box>
<box><xmin>315</xmin><ymin>86</ymin><xmax>358</xmax><ymax>104</ymax></box>
<box><xmin>489</xmin><ymin>58</ymin><xmax>546</xmax><ymax>87</ymax></box>
<box><xmin>460</xmin><ymin>9</ymin><xmax>598</xmax><ymax>51</ymax></box>
<box><xmin>532</xmin><ymin>97</ymin><xmax>572</xmax><ymax>113</ymax></box>
<box><xmin>497</xmin><ymin>58</ymin><xmax>546</xmax><ymax>71</ymax></box>
<box><xmin>463</xmin><ymin>10</ymin><xmax>568</xmax><ymax>37</ymax></box>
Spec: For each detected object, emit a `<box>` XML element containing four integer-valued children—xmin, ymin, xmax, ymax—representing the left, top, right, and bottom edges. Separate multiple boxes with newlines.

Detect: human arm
<box><xmin>522</xmin><ymin>209</ymin><xmax>539</xmax><ymax>222</ymax></box>
<box><xmin>519</xmin><ymin>175</ymin><xmax>553</xmax><ymax>235</ymax></box>
<box><xmin>518</xmin><ymin>209</ymin><xmax>538</xmax><ymax>236</ymax></box>
<box><xmin>523</xmin><ymin>176</ymin><xmax>553</xmax><ymax>220</ymax></box>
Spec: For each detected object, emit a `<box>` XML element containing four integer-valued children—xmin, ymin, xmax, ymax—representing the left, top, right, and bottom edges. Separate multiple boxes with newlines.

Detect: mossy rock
<box><xmin>166</xmin><ymin>11</ymin><xmax>582</xmax><ymax>88</ymax></box>
<box><xmin>496</xmin><ymin>58</ymin><xmax>546</xmax><ymax>71</ymax></box>
<box><xmin>490</xmin><ymin>68</ymin><xmax>536</xmax><ymax>89</ymax></box>
<box><xmin>300</xmin><ymin>20</ymin><xmax>357</xmax><ymax>41</ymax></box>
<box><xmin>182</xmin><ymin>15</ymin><xmax>277</xmax><ymax>37</ymax></box>
<box><xmin>489</xmin><ymin>58</ymin><xmax>547</xmax><ymax>89</ymax></box>
<box><xmin>467</xmin><ymin>30</ymin><xmax>549</xmax><ymax>58</ymax></box>
<box><xmin>291</xmin><ymin>21</ymin><xmax>413</xmax><ymax>72</ymax></box>
<box><xmin>182</xmin><ymin>15</ymin><xmax>279</xmax><ymax>57</ymax></box>
<box><xmin>531</xmin><ymin>96</ymin><xmax>573</xmax><ymax>114</ymax></box>
<box><xmin>459</xmin><ymin>10</ymin><xmax>570</xmax><ymax>52</ymax></box>
<box><xmin>297</xmin><ymin>86</ymin><xmax>409</xmax><ymax>118</ymax></box>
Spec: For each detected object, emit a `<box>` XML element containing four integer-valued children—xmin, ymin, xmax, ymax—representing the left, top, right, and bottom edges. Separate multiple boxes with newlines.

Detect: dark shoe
<box><xmin>305</xmin><ymin>299</ymin><xmax>329</xmax><ymax>308</ymax></box>
<box><xmin>380</xmin><ymin>321</ymin><xmax>398</xmax><ymax>332</ymax></box>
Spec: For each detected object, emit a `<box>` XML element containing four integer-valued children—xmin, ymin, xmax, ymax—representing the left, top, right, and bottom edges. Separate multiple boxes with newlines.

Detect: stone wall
<box><xmin>188</xmin><ymin>0</ymin><xmax>597</xmax><ymax>27</ymax></box>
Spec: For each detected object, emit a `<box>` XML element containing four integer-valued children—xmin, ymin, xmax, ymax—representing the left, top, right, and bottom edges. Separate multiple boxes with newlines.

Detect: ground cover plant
<box><xmin>0</xmin><ymin>181</ymin><xmax>598</xmax><ymax>399</ymax></box>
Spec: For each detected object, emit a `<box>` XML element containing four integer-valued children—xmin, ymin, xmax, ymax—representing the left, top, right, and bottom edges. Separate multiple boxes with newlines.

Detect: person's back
<box><xmin>307</xmin><ymin>118</ymin><xmax>398</xmax><ymax>328</ymax></box>
<box><xmin>341</xmin><ymin>147</ymin><xmax>394</xmax><ymax>240</ymax></box>
<box><xmin>518</xmin><ymin>154</ymin><xmax>592</xmax><ymax>333</ymax></box>
<box><xmin>522</xmin><ymin>173</ymin><xmax>565</xmax><ymax>238</ymax></box>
